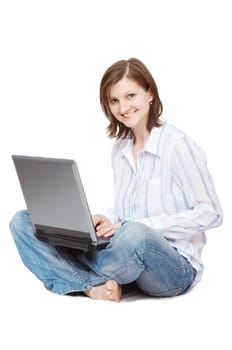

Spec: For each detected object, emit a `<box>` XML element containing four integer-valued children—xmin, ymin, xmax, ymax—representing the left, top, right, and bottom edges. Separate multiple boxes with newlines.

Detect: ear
<box><xmin>148</xmin><ymin>88</ymin><xmax>154</xmax><ymax>103</ymax></box>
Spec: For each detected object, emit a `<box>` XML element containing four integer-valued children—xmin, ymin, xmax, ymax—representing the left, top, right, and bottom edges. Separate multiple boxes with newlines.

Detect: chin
<box><xmin>121</xmin><ymin>118</ymin><xmax>137</xmax><ymax>128</ymax></box>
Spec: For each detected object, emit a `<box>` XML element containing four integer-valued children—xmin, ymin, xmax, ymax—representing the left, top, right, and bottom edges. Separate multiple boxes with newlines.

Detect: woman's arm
<box><xmin>137</xmin><ymin>137</ymin><xmax>223</xmax><ymax>239</ymax></box>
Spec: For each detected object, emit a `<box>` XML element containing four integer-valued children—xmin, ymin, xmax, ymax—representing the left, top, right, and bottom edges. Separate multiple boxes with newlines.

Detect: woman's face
<box><xmin>108</xmin><ymin>77</ymin><xmax>153</xmax><ymax>132</ymax></box>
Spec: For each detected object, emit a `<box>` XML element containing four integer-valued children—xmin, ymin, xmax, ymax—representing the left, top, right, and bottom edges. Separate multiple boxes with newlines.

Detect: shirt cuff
<box><xmin>103</xmin><ymin>208</ymin><xmax>117</xmax><ymax>224</ymax></box>
<box><xmin>135</xmin><ymin>214</ymin><xmax>166</xmax><ymax>230</ymax></box>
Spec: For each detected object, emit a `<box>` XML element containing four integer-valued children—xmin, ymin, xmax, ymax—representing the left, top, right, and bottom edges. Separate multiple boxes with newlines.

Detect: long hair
<box><xmin>100</xmin><ymin>58</ymin><xmax>163</xmax><ymax>139</ymax></box>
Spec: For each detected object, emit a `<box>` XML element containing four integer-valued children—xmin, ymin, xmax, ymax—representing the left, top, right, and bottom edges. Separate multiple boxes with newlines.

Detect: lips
<box><xmin>123</xmin><ymin>110</ymin><xmax>137</xmax><ymax>118</ymax></box>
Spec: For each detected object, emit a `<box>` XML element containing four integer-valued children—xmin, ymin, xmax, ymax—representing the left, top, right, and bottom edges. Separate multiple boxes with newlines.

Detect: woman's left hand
<box><xmin>94</xmin><ymin>218</ymin><xmax>122</xmax><ymax>238</ymax></box>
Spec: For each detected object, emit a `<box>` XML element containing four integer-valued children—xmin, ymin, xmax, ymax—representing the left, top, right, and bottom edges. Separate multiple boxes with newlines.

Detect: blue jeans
<box><xmin>9</xmin><ymin>210</ymin><xmax>196</xmax><ymax>297</ymax></box>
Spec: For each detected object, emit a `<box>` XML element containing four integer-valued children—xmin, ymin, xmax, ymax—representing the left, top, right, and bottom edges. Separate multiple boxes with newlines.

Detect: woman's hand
<box><xmin>92</xmin><ymin>214</ymin><xmax>121</xmax><ymax>238</ymax></box>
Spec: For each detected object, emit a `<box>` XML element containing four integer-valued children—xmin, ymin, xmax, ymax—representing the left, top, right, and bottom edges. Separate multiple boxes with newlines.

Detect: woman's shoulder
<box><xmin>162</xmin><ymin>120</ymin><xmax>186</xmax><ymax>139</ymax></box>
<box><xmin>162</xmin><ymin>120</ymin><xmax>200</xmax><ymax>146</ymax></box>
<box><xmin>162</xmin><ymin>120</ymin><xmax>207</xmax><ymax>159</ymax></box>
<box><xmin>156</xmin><ymin>121</ymin><xmax>186</xmax><ymax>152</ymax></box>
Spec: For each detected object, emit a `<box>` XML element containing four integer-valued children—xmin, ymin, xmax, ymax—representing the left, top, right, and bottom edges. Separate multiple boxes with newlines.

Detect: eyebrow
<box><xmin>109</xmin><ymin>90</ymin><xmax>135</xmax><ymax>99</ymax></box>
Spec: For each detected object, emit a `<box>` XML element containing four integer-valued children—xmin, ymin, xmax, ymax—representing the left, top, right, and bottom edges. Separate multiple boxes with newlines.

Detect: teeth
<box><xmin>124</xmin><ymin>112</ymin><xmax>133</xmax><ymax>117</ymax></box>
<box><xmin>123</xmin><ymin>110</ymin><xmax>136</xmax><ymax>118</ymax></box>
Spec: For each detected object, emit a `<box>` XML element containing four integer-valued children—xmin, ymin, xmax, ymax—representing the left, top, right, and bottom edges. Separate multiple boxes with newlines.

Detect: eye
<box><xmin>110</xmin><ymin>98</ymin><xmax>118</xmax><ymax>105</ymax></box>
<box><xmin>127</xmin><ymin>93</ymin><xmax>135</xmax><ymax>99</ymax></box>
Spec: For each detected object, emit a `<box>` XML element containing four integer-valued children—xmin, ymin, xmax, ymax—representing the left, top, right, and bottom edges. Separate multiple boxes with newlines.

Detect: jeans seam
<box><xmin>144</xmin><ymin>244</ymin><xmax>190</xmax><ymax>272</ymax></box>
<box><xmin>145</xmin><ymin>286</ymin><xmax>187</xmax><ymax>297</ymax></box>
<box><xmin>55</xmin><ymin>249</ymin><xmax>86</xmax><ymax>284</ymax></box>
<box><xmin>113</xmin><ymin>252</ymin><xmax>144</xmax><ymax>277</ymax></box>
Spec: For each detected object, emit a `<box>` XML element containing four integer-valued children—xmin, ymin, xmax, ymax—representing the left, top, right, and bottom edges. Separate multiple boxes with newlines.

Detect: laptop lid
<box><xmin>12</xmin><ymin>155</ymin><xmax>98</xmax><ymax>244</ymax></box>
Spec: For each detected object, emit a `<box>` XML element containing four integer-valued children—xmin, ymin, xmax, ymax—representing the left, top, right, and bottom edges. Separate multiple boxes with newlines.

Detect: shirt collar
<box><xmin>144</xmin><ymin>121</ymin><xmax>166</xmax><ymax>157</ymax></box>
<box><xmin>122</xmin><ymin>120</ymin><xmax>166</xmax><ymax>158</ymax></box>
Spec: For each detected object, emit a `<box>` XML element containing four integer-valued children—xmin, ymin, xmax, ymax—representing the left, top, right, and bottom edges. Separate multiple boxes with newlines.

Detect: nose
<box><xmin>119</xmin><ymin>100</ymin><xmax>130</xmax><ymax>115</ymax></box>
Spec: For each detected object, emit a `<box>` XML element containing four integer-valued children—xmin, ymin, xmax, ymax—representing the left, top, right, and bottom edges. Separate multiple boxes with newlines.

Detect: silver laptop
<box><xmin>12</xmin><ymin>155</ymin><xmax>110</xmax><ymax>252</ymax></box>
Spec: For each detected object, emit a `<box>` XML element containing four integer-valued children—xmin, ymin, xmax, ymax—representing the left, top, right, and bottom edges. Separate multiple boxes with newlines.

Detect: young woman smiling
<box><xmin>10</xmin><ymin>58</ymin><xmax>223</xmax><ymax>302</ymax></box>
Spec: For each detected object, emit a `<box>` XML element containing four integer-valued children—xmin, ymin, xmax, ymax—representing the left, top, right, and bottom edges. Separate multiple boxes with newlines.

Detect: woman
<box><xmin>10</xmin><ymin>58</ymin><xmax>223</xmax><ymax>302</ymax></box>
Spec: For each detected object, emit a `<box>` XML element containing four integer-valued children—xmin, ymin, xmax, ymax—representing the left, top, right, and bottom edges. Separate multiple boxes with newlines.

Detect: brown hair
<box><xmin>100</xmin><ymin>58</ymin><xmax>163</xmax><ymax>139</ymax></box>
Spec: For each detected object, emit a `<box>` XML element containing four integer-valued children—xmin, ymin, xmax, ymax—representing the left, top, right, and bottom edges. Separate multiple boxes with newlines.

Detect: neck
<box><xmin>133</xmin><ymin>128</ymin><xmax>150</xmax><ymax>150</ymax></box>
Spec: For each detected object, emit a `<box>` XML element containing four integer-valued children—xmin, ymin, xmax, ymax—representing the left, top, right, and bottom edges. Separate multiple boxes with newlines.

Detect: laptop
<box><xmin>12</xmin><ymin>155</ymin><xmax>110</xmax><ymax>252</ymax></box>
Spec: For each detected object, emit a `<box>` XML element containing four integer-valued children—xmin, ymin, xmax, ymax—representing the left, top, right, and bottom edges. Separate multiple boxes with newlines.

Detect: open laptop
<box><xmin>12</xmin><ymin>155</ymin><xmax>110</xmax><ymax>252</ymax></box>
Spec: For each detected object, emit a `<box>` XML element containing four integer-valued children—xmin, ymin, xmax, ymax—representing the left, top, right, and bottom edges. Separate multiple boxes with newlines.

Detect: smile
<box><xmin>123</xmin><ymin>110</ymin><xmax>137</xmax><ymax>118</ymax></box>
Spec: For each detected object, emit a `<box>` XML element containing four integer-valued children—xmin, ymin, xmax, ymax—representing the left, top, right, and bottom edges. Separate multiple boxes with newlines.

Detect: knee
<box><xmin>112</xmin><ymin>221</ymin><xmax>149</xmax><ymax>250</ymax></box>
<box><xmin>9</xmin><ymin>210</ymin><xmax>32</xmax><ymax>239</ymax></box>
<box><xmin>113</xmin><ymin>220</ymin><xmax>165</xmax><ymax>252</ymax></box>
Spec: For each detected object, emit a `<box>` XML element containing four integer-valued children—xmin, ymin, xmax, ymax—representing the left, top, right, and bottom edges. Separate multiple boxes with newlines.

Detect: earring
<box><xmin>149</xmin><ymin>101</ymin><xmax>153</xmax><ymax>105</ymax></box>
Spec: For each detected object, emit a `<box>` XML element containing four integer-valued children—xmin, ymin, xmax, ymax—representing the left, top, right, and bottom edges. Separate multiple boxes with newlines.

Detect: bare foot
<box><xmin>84</xmin><ymin>280</ymin><xmax>122</xmax><ymax>302</ymax></box>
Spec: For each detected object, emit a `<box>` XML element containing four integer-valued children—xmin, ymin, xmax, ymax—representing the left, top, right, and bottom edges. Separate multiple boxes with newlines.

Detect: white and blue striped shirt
<box><xmin>104</xmin><ymin>120</ymin><xmax>223</xmax><ymax>282</ymax></box>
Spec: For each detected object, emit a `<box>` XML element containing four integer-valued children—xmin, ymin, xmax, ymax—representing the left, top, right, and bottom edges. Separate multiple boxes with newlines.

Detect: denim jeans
<box><xmin>9</xmin><ymin>210</ymin><xmax>196</xmax><ymax>297</ymax></box>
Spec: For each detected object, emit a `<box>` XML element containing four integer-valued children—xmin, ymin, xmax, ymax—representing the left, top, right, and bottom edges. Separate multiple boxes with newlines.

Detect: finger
<box><xmin>97</xmin><ymin>224</ymin><xmax>114</xmax><ymax>237</ymax></box>
<box><xmin>92</xmin><ymin>214</ymin><xmax>109</xmax><ymax>227</ymax></box>
<box><xmin>95</xmin><ymin>223</ymin><xmax>106</xmax><ymax>231</ymax></box>
<box><xmin>96</xmin><ymin>221</ymin><xmax>112</xmax><ymax>233</ymax></box>
<box><xmin>96</xmin><ymin>229</ymin><xmax>105</xmax><ymax>237</ymax></box>
<box><xmin>96</xmin><ymin>227</ymin><xmax>111</xmax><ymax>237</ymax></box>
<box><xmin>103</xmin><ymin>229</ymin><xmax>115</xmax><ymax>238</ymax></box>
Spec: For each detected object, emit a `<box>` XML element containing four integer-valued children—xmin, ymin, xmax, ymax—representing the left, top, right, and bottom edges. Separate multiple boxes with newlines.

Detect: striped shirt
<box><xmin>104</xmin><ymin>120</ymin><xmax>223</xmax><ymax>282</ymax></box>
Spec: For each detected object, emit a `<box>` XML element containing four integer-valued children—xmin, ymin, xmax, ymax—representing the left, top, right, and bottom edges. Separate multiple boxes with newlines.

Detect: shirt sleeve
<box><xmin>137</xmin><ymin>137</ymin><xmax>223</xmax><ymax>239</ymax></box>
<box><xmin>103</xmin><ymin>208</ymin><xmax>118</xmax><ymax>224</ymax></box>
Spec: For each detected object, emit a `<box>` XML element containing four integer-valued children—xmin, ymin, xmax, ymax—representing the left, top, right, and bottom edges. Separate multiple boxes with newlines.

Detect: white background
<box><xmin>0</xmin><ymin>1</ymin><xmax>231</xmax><ymax>349</ymax></box>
